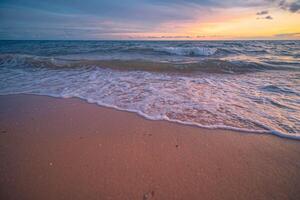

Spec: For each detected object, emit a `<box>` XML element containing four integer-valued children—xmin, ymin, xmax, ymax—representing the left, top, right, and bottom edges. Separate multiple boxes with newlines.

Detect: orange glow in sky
<box><xmin>126</xmin><ymin>8</ymin><xmax>300</xmax><ymax>40</ymax></box>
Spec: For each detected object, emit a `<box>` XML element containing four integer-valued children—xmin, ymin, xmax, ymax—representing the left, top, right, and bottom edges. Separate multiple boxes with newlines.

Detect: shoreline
<box><xmin>1</xmin><ymin>93</ymin><xmax>298</xmax><ymax>140</ymax></box>
<box><xmin>1</xmin><ymin>94</ymin><xmax>300</xmax><ymax>200</ymax></box>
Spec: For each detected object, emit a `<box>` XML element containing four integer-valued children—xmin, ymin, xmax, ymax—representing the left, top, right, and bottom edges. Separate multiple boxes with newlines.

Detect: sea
<box><xmin>0</xmin><ymin>40</ymin><xmax>299</xmax><ymax>139</ymax></box>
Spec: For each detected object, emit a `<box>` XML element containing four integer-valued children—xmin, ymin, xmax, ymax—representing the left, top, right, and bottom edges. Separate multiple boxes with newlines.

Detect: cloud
<box><xmin>256</xmin><ymin>10</ymin><xmax>269</xmax><ymax>15</ymax></box>
<box><xmin>277</xmin><ymin>0</ymin><xmax>300</xmax><ymax>13</ymax></box>
<box><xmin>288</xmin><ymin>1</ymin><xmax>300</xmax><ymax>12</ymax></box>
<box><xmin>131</xmin><ymin>34</ymin><xmax>224</xmax><ymax>39</ymax></box>
<box><xmin>256</xmin><ymin>13</ymin><xmax>274</xmax><ymax>20</ymax></box>
<box><xmin>265</xmin><ymin>15</ymin><xmax>273</xmax><ymax>19</ymax></box>
<box><xmin>149</xmin><ymin>0</ymin><xmax>270</xmax><ymax>8</ymax></box>
<box><xmin>140</xmin><ymin>35</ymin><xmax>192</xmax><ymax>39</ymax></box>
<box><xmin>274</xmin><ymin>32</ymin><xmax>300</xmax><ymax>37</ymax></box>
<box><xmin>255</xmin><ymin>1</ymin><xmax>300</xmax><ymax>14</ymax></box>
<box><xmin>0</xmin><ymin>0</ymin><xmax>215</xmax><ymax>39</ymax></box>
<box><xmin>0</xmin><ymin>1</ymin><xmax>196</xmax><ymax>23</ymax></box>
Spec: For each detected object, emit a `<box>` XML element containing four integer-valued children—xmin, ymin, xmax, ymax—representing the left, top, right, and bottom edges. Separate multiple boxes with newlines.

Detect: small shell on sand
<box><xmin>143</xmin><ymin>191</ymin><xmax>154</xmax><ymax>200</ymax></box>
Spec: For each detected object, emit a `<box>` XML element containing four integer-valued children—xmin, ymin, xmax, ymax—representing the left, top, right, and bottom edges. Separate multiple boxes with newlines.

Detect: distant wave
<box><xmin>1</xmin><ymin>54</ymin><xmax>298</xmax><ymax>74</ymax></box>
<box><xmin>157</xmin><ymin>47</ymin><xmax>217</xmax><ymax>56</ymax></box>
<box><xmin>100</xmin><ymin>46</ymin><xmax>219</xmax><ymax>56</ymax></box>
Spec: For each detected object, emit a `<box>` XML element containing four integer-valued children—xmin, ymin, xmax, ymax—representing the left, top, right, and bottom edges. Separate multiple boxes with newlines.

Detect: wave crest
<box><xmin>159</xmin><ymin>47</ymin><xmax>217</xmax><ymax>56</ymax></box>
<box><xmin>0</xmin><ymin>54</ymin><xmax>298</xmax><ymax>74</ymax></box>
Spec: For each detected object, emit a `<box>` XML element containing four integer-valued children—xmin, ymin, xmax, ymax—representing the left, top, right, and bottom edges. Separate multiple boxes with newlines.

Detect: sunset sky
<box><xmin>1</xmin><ymin>0</ymin><xmax>300</xmax><ymax>40</ymax></box>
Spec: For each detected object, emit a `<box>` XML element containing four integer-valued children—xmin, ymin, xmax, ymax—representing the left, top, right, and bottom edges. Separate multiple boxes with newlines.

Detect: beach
<box><xmin>1</xmin><ymin>41</ymin><xmax>300</xmax><ymax>136</ymax></box>
<box><xmin>0</xmin><ymin>94</ymin><xmax>299</xmax><ymax>200</ymax></box>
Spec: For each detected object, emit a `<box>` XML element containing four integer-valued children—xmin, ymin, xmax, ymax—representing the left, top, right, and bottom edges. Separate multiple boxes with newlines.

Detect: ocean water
<box><xmin>0</xmin><ymin>40</ymin><xmax>299</xmax><ymax>139</ymax></box>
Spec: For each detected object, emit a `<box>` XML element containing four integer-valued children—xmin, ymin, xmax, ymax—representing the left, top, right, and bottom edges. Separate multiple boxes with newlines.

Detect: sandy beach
<box><xmin>0</xmin><ymin>94</ymin><xmax>299</xmax><ymax>200</ymax></box>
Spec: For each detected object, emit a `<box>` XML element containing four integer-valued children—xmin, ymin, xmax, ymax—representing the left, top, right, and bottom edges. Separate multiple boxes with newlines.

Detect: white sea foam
<box><xmin>160</xmin><ymin>47</ymin><xmax>217</xmax><ymax>56</ymax></box>
<box><xmin>0</xmin><ymin>63</ymin><xmax>299</xmax><ymax>140</ymax></box>
<box><xmin>1</xmin><ymin>40</ymin><xmax>300</xmax><ymax>140</ymax></box>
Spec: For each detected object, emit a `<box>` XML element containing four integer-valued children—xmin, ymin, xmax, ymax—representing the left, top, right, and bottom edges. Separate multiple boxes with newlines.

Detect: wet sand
<box><xmin>0</xmin><ymin>94</ymin><xmax>300</xmax><ymax>200</ymax></box>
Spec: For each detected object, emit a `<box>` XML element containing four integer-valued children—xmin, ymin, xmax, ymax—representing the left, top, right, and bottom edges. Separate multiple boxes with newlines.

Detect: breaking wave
<box><xmin>0</xmin><ymin>54</ymin><xmax>298</xmax><ymax>74</ymax></box>
<box><xmin>157</xmin><ymin>47</ymin><xmax>218</xmax><ymax>56</ymax></box>
<box><xmin>0</xmin><ymin>40</ymin><xmax>300</xmax><ymax>140</ymax></box>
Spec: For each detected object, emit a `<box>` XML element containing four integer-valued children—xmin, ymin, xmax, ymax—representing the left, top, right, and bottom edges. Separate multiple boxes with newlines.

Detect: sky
<box><xmin>0</xmin><ymin>0</ymin><xmax>300</xmax><ymax>40</ymax></box>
